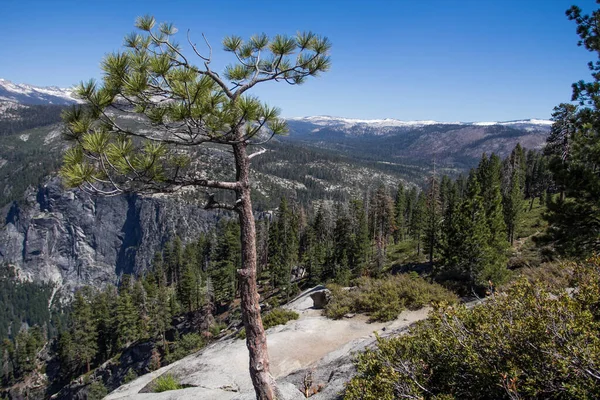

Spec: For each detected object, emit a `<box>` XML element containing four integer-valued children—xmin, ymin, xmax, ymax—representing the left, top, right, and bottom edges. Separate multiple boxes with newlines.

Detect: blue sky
<box><xmin>1</xmin><ymin>0</ymin><xmax>598</xmax><ymax>121</ymax></box>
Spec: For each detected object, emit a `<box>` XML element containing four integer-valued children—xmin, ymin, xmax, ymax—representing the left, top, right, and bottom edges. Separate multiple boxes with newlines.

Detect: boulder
<box><xmin>310</xmin><ymin>289</ymin><xmax>331</xmax><ymax>309</ymax></box>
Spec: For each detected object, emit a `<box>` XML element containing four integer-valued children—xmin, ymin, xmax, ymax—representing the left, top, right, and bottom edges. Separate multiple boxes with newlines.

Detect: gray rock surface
<box><xmin>309</xmin><ymin>288</ymin><xmax>331</xmax><ymax>309</ymax></box>
<box><xmin>105</xmin><ymin>287</ymin><xmax>432</xmax><ymax>400</ymax></box>
<box><xmin>0</xmin><ymin>177</ymin><xmax>220</xmax><ymax>290</ymax></box>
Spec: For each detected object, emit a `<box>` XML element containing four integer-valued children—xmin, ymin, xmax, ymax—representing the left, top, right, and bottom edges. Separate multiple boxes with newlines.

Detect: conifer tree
<box><xmin>503</xmin><ymin>169</ymin><xmax>524</xmax><ymax>245</ymax></box>
<box><xmin>411</xmin><ymin>192</ymin><xmax>426</xmax><ymax>256</ymax></box>
<box><xmin>440</xmin><ymin>171</ymin><xmax>494</xmax><ymax>292</ymax></box>
<box><xmin>477</xmin><ymin>154</ymin><xmax>509</xmax><ymax>261</ymax></box>
<box><xmin>151</xmin><ymin>251</ymin><xmax>167</xmax><ymax>288</ymax></box>
<box><xmin>545</xmin><ymin>103</ymin><xmax>577</xmax><ymax>200</ymax></box>
<box><xmin>179</xmin><ymin>261</ymin><xmax>197</xmax><ymax>312</ymax></box>
<box><xmin>92</xmin><ymin>286</ymin><xmax>118</xmax><ymax>361</ymax></box>
<box><xmin>268</xmin><ymin>198</ymin><xmax>299</xmax><ymax>297</ymax></box>
<box><xmin>1</xmin><ymin>338</ymin><xmax>14</xmax><ymax>384</ymax></box>
<box><xmin>59</xmin><ymin>16</ymin><xmax>330</xmax><ymax>397</ymax></box>
<box><xmin>148</xmin><ymin>285</ymin><xmax>172</xmax><ymax>348</ymax></box>
<box><xmin>69</xmin><ymin>288</ymin><xmax>98</xmax><ymax>372</ymax></box>
<box><xmin>536</xmin><ymin>5</ymin><xmax>600</xmax><ymax>257</ymax></box>
<box><xmin>332</xmin><ymin>204</ymin><xmax>350</xmax><ymax>267</ymax></box>
<box><xmin>211</xmin><ymin>221</ymin><xmax>240</xmax><ymax>305</ymax></box>
<box><xmin>115</xmin><ymin>288</ymin><xmax>140</xmax><ymax>348</ymax></box>
<box><xmin>424</xmin><ymin>173</ymin><xmax>441</xmax><ymax>263</ymax></box>
<box><xmin>308</xmin><ymin>205</ymin><xmax>330</xmax><ymax>282</ymax></box>
<box><xmin>169</xmin><ymin>236</ymin><xmax>184</xmax><ymax>287</ymax></box>
<box><xmin>301</xmin><ymin>226</ymin><xmax>321</xmax><ymax>285</ymax></box>
<box><xmin>349</xmin><ymin>199</ymin><xmax>370</xmax><ymax>277</ymax></box>
<box><xmin>439</xmin><ymin>175</ymin><xmax>452</xmax><ymax>214</ymax></box>
<box><xmin>393</xmin><ymin>184</ymin><xmax>406</xmax><ymax>243</ymax></box>
<box><xmin>405</xmin><ymin>187</ymin><xmax>418</xmax><ymax>239</ymax></box>
<box><xmin>369</xmin><ymin>186</ymin><xmax>396</xmax><ymax>273</ymax></box>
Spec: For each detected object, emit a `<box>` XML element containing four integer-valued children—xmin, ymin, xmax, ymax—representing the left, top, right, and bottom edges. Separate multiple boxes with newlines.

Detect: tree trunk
<box><xmin>529</xmin><ymin>197</ymin><xmax>535</xmax><ymax>211</ymax></box>
<box><xmin>233</xmin><ymin>142</ymin><xmax>278</xmax><ymax>400</ymax></box>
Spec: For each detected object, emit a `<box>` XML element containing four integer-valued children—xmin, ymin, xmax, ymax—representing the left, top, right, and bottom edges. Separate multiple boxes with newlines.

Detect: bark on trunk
<box><xmin>233</xmin><ymin>142</ymin><xmax>278</xmax><ymax>400</ymax></box>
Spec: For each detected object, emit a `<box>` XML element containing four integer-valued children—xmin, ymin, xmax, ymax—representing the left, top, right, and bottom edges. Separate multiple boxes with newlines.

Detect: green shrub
<box><xmin>87</xmin><ymin>381</ymin><xmax>108</xmax><ymax>400</ymax></box>
<box><xmin>344</xmin><ymin>257</ymin><xmax>600</xmax><ymax>399</ymax></box>
<box><xmin>238</xmin><ymin>308</ymin><xmax>299</xmax><ymax>339</ymax></box>
<box><xmin>123</xmin><ymin>368</ymin><xmax>138</xmax><ymax>384</ymax></box>
<box><xmin>208</xmin><ymin>322</ymin><xmax>227</xmax><ymax>337</ymax></box>
<box><xmin>325</xmin><ymin>274</ymin><xmax>458</xmax><ymax>322</ymax></box>
<box><xmin>262</xmin><ymin>308</ymin><xmax>299</xmax><ymax>327</ymax></box>
<box><xmin>164</xmin><ymin>333</ymin><xmax>206</xmax><ymax>364</ymax></box>
<box><xmin>152</xmin><ymin>374</ymin><xmax>183</xmax><ymax>393</ymax></box>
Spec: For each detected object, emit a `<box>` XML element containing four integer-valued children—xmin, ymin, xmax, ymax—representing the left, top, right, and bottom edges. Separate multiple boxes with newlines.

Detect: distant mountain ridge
<box><xmin>0</xmin><ymin>78</ymin><xmax>79</xmax><ymax>105</ymax></box>
<box><xmin>285</xmin><ymin>115</ymin><xmax>552</xmax><ymax>168</ymax></box>
<box><xmin>287</xmin><ymin>115</ymin><xmax>553</xmax><ymax>135</ymax></box>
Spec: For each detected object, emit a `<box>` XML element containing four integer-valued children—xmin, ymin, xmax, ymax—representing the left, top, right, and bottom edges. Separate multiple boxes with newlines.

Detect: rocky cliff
<box><xmin>0</xmin><ymin>177</ymin><xmax>220</xmax><ymax>290</ymax></box>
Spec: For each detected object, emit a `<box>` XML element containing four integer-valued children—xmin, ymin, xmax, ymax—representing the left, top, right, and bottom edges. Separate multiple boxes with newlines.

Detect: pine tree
<box><xmin>477</xmin><ymin>154</ymin><xmax>509</xmax><ymax>263</ymax></box>
<box><xmin>171</xmin><ymin>236</ymin><xmax>184</xmax><ymax>287</ymax></box>
<box><xmin>393</xmin><ymin>184</ymin><xmax>406</xmax><ymax>243</ymax></box>
<box><xmin>151</xmin><ymin>251</ymin><xmax>166</xmax><ymax>288</ymax></box>
<box><xmin>369</xmin><ymin>186</ymin><xmax>396</xmax><ymax>274</ymax></box>
<box><xmin>332</xmin><ymin>203</ymin><xmax>352</xmax><ymax>284</ymax></box>
<box><xmin>115</xmin><ymin>287</ymin><xmax>140</xmax><ymax>349</ymax></box>
<box><xmin>349</xmin><ymin>199</ymin><xmax>370</xmax><ymax>277</ymax></box>
<box><xmin>440</xmin><ymin>171</ymin><xmax>497</xmax><ymax>292</ymax></box>
<box><xmin>538</xmin><ymin>3</ymin><xmax>600</xmax><ymax>257</ymax></box>
<box><xmin>59</xmin><ymin>16</ymin><xmax>331</xmax><ymax>398</ymax></box>
<box><xmin>148</xmin><ymin>285</ymin><xmax>172</xmax><ymax>348</ymax></box>
<box><xmin>131</xmin><ymin>279</ymin><xmax>149</xmax><ymax>336</ymax></box>
<box><xmin>411</xmin><ymin>192</ymin><xmax>426</xmax><ymax>256</ymax></box>
<box><xmin>179</xmin><ymin>261</ymin><xmax>197</xmax><ymax>312</ymax></box>
<box><xmin>545</xmin><ymin>103</ymin><xmax>577</xmax><ymax>200</ymax></box>
<box><xmin>69</xmin><ymin>288</ymin><xmax>98</xmax><ymax>372</ymax></box>
<box><xmin>1</xmin><ymin>338</ymin><xmax>14</xmax><ymax>384</ymax></box>
<box><xmin>268</xmin><ymin>198</ymin><xmax>299</xmax><ymax>298</ymax></box>
<box><xmin>405</xmin><ymin>187</ymin><xmax>418</xmax><ymax>239</ymax></box>
<box><xmin>504</xmin><ymin>169</ymin><xmax>525</xmax><ymax>245</ymax></box>
<box><xmin>92</xmin><ymin>286</ymin><xmax>118</xmax><ymax>361</ymax></box>
<box><xmin>211</xmin><ymin>220</ymin><xmax>240</xmax><ymax>305</ymax></box>
<box><xmin>307</xmin><ymin>205</ymin><xmax>330</xmax><ymax>283</ymax></box>
<box><xmin>424</xmin><ymin>173</ymin><xmax>441</xmax><ymax>263</ymax></box>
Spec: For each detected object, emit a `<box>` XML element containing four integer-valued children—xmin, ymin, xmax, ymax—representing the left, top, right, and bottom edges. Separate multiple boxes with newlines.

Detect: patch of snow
<box><xmin>0</xmin><ymin>78</ymin><xmax>81</xmax><ymax>105</ymax></box>
<box><xmin>288</xmin><ymin>115</ymin><xmax>553</xmax><ymax>129</ymax></box>
<box><xmin>472</xmin><ymin>121</ymin><xmax>498</xmax><ymax>126</ymax></box>
<box><xmin>19</xmin><ymin>134</ymin><xmax>29</xmax><ymax>142</ymax></box>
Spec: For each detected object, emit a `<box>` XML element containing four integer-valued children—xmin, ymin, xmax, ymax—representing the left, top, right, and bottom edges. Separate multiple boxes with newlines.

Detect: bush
<box><xmin>152</xmin><ymin>374</ymin><xmax>183</xmax><ymax>393</ymax></box>
<box><xmin>325</xmin><ymin>274</ymin><xmax>458</xmax><ymax>322</ymax></box>
<box><xmin>87</xmin><ymin>381</ymin><xmax>108</xmax><ymax>400</ymax></box>
<box><xmin>238</xmin><ymin>308</ymin><xmax>299</xmax><ymax>339</ymax></box>
<box><xmin>344</xmin><ymin>257</ymin><xmax>600</xmax><ymax>399</ymax></box>
<box><xmin>516</xmin><ymin>261</ymin><xmax>574</xmax><ymax>290</ymax></box>
<box><xmin>208</xmin><ymin>322</ymin><xmax>227</xmax><ymax>337</ymax></box>
<box><xmin>164</xmin><ymin>333</ymin><xmax>206</xmax><ymax>364</ymax></box>
<box><xmin>123</xmin><ymin>368</ymin><xmax>138</xmax><ymax>384</ymax></box>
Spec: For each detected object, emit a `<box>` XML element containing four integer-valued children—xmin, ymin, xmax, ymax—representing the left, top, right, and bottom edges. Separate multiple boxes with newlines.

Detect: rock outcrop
<box><xmin>0</xmin><ymin>177</ymin><xmax>220</xmax><ymax>290</ymax></box>
<box><xmin>105</xmin><ymin>287</ymin><xmax>432</xmax><ymax>400</ymax></box>
<box><xmin>309</xmin><ymin>288</ymin><xmax>332</xmax><ymax>309</ymax></box>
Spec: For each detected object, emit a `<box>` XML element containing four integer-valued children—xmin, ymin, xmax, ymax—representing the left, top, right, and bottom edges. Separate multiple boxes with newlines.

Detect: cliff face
<box><xmin>0</xmin><ymin>177</ymin><xmax>219</xmax><ymax>290</ymax></box>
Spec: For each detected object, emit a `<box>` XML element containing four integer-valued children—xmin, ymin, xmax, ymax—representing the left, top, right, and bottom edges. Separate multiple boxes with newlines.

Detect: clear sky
<box><xmin>1</xmin><ymin>0</ymin><xmax>598</xmax><ymax>121</ymax></box>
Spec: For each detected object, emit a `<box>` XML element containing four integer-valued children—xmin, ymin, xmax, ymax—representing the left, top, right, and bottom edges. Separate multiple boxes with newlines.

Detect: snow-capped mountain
<box><xmin>287</xmin><ymin>115</ymin><xmax>553</xmax><ymax>136</ymax></box>
<box><xmin>284</xmin><ymin>115</ymin><xmax>552</xmax><ymax>168</ymax></box>
<box><xmin>0</xmin><ymin>78</ymin><xmax>79</xmax><ymax>105</ymax></box>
